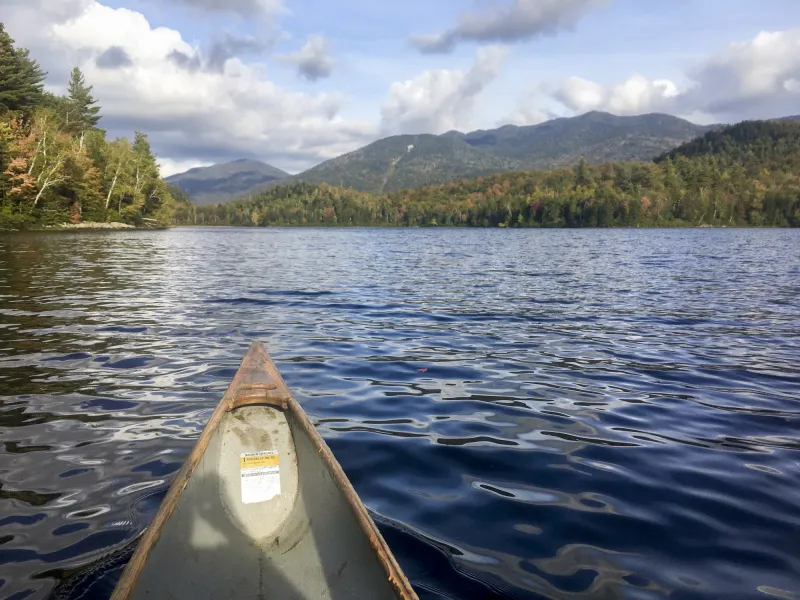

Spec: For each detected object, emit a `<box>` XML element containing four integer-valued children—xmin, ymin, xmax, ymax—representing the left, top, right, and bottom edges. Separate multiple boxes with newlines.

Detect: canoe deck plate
<box><xmin>230</xmin><ymin>382</ymin><xmax>290</xmax><ymax>411</ymax></box>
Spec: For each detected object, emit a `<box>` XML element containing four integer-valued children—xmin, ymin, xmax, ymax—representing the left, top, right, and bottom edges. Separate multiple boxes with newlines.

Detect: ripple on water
<box><xmin>0</xmin><ymin>228</ymin><xmax>798</xmax><ymax>600</ymax></box>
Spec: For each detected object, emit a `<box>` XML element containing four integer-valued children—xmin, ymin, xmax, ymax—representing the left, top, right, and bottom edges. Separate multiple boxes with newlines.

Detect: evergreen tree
<box><xmin>575</xmin><ymin>157</ymin><xmax>593</xmax><ymax>188</ymax></box>
<box><xmin>131</xmin><ymin>132</ymin><xmax>160</xmax><ymax>209</ymax></box>
<box><xmin>0</xmin><ymin>23</ymin><xmax>46</xmax><ymax>114</ymax></box>
<box><xmin>66</xmin><ymin>67</ymin><xmax>101</xmax><ymax>146</ymax></box>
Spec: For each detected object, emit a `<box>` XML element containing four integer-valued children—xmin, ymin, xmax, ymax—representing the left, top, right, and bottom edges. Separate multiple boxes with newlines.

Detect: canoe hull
<box><xmin>112</xmin><ymin>342</ymin><xmax>416</xmax><ymax>600</ymax></box>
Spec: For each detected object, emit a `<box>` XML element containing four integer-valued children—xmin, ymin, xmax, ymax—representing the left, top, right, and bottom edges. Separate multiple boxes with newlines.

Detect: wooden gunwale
<box><xmin>111</xmin><ymin>341</ymin><xmax>417</xmax><ymax>600</ymax></box>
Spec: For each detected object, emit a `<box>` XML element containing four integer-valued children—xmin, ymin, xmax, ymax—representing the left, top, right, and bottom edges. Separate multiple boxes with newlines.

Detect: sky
<box><xmin>3</xmin><ymin>0</ymin><xmax>800</xmax><ymax>176</ymax></box>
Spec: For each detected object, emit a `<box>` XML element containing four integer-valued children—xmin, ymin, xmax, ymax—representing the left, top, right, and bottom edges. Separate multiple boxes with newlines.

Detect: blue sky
<box><xmin>5</xmin><ymin>0</ymin><xmax>800</xmax><ymax>175</ymax></box>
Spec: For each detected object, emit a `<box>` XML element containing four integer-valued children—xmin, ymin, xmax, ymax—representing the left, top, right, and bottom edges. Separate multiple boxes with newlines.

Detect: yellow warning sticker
<box><xmin>240</xmin><ymin>451</ymin><xmax>281</xmax><ymax>504</ymax></box>
<box><xmin>240</xmin><ymin>452</ymin><xmax>279</xmax><ymax>469</ymax></box>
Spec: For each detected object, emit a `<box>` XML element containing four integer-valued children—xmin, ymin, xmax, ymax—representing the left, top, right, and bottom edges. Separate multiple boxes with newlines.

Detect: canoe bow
<box><xmin>111</xmin><ymin>341</ymin><xmax>417</xmax><ymax>600</ymax></box>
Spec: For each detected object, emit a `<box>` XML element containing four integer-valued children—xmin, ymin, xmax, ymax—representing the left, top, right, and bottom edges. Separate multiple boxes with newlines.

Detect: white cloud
<box><xmin>5</xmin><ymin>1</ymin><xmax>377</xmax><ymax>173</ymax></box>
<box><xmin>412</xmin><ymin>0</ymin><xmax>601</xmax><ymax>53</ymax></box>
<box><xmin>381</xmin><ymin>46</ymin><xmax>508</xmax><ymax>134</ymax></box>
<box><xmin>505</xmin><ymin>105</ymin><xmax>553</xmax><ymax>127</ymax></box>
<box><xmin>52</xmin><ymin>5</ymin><xmax>193</xmax><ymax>62</ymax></box>
<box><xmin>551</xmin><ymin>77</ymin><xmax>604</xmax><ymax>113</ymax></box>
<box><xmin>277</xmin><ymin>35</ymin><xmax>335</xmax><ymax>81</ymax></box>
<box><xmin>515</xmin><ymin>29</ymin><xmax>800</xmax><ymax>123</ymax></box>
<box><xmin>169</xmin><ymin>0</ymin><xmax>286</xmax><ymax>17</ymax></box>
<box><xmin>678</xmin><ymin>29</ymin><xmax>800</xmax><ymax>120</ymax></box>
<box><xmin>552</xmin><ymin>75</ymin><xmax>679</xmax><ymax>115</ymax></box>
<box><xmin>159</xmin><ymin>158</ymin><xmax>215</xmax><ymax>178</ymax></box>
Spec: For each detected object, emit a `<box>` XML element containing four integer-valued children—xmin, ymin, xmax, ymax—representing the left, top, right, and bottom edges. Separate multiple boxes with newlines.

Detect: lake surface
<box><xmin>0</xmin><ymin>228</ymin><xmax>799</xmax><ymax>600</ymax></box>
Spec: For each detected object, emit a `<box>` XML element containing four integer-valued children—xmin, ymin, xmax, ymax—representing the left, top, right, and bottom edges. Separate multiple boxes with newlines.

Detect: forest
<box><xmin>0</xmin><ymin>23</ymin><xmax>177</xmax><ymax>230</ymax></box>
<box><xmin>174</xmin><ymin>120</ymin><xmax>800</xmax><ymax>228</ymax></box>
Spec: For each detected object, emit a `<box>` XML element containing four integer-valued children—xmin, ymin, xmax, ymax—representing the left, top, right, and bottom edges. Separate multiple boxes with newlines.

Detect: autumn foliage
<box><xmin>0</xmin><ymin>23</ymin><xmax>176</xmax><ymax>229</ymax></box>
<box><xmin>174</xmin><ymin>123</ymin><xmax>800</xmax><ymax>229</ymax></box>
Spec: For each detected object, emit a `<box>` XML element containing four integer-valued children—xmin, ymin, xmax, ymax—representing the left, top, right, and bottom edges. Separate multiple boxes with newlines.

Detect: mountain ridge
<box><xmin>290</xmin><ymin>134</ymin><xmax>523</xmax><ymax>193</ymax></box>
<box><xmin>164</xmin><ymin>159</ymin><xmax>290</xmax><ymax>206</ymax></box>
<box><xmin>165</xmin><ymin>112</ymin><xmax>728</xmax><ymax>203</ymax></box>
<box><xmin>171</xmin><ymin>119</ymin><xmax>800</xmax><ymax>229</ymax></box>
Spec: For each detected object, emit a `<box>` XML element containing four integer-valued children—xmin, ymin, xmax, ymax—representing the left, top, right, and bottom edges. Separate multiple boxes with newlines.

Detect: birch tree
<box><xmin>4</xmin><ymin>109</ymin><xmax>70</xmax><ymax>208</ymax></box>
<box><xmin>130</xmin><ymin>132</ymin><xmax>162</xmax><ymax>215</ymax></box>
<box><xmin>103</xmin><ymin>138</ymin><xmax>132</xmax><ymax>212</ymax></box>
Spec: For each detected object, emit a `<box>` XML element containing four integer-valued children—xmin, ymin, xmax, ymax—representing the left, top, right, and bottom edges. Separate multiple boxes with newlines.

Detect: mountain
<box><xmin>174</xmin><ymin>117</ymin><xmax>800</xmax><ymax>228</ymax></box>
<box><xmin>457</xmin><ymin>111</ymin><xmax>713</xmax><ymax>167</ymax></box>
<box><xmin>165</xmin><ymin>159</ymin><xmax>290</xmax><ymax>205</ymax></box>
<box><xmin>657</xmin><ymin>120</ymin><xmax>800</xmax><ymax>166</ymax></box>
<box><xmin>168</xmin><ymin>112</ymin><xmax>715</xmax><ymax>202</ymax></box>
<box><xmin>293</xmin><ymin>134</ymin><xmax>523</xmax><ymax>193</ymax></box>
<box><xmin>291</xmin><ymin>112</ymin><xmax>711</xmax><ymax>194</ymax></box>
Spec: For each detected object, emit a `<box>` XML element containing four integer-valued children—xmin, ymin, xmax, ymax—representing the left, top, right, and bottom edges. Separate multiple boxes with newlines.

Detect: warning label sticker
<box><xmin>240</xmin><ymin>451</ymin><xmax>280</xmax><ymax>504</ymax></box>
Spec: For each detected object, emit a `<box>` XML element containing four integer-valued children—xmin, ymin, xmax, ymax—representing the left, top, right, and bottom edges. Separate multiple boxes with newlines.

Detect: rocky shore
<box><xmin>41</xmin><ymin>220</ymin><xmax>169</xmax><ymax>231</ymax></box>
<box><xmin>50</xmin><ymin>222</ymin><xmax>137</xmax><ymax>230</ymax></box>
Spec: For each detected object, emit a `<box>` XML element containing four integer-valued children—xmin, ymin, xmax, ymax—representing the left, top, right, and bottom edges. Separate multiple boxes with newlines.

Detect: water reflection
<box><xmin>0</xmin><ymin>228</ymin><xmax>798</xmax><ymax>599</ymax></box>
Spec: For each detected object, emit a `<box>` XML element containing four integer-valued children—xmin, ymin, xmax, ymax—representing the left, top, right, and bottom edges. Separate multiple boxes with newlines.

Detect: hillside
<box><xmin>290</xmin><ymin>112</ymin><xmax>709</xmax><ymax>194</ymax></box>
<box><xmin>165</xmin><ymin>159</ymin><xmax>290</xmax><ymax>206</ymax></box>
<box><xmin>458</xmin><ymin>111</ymin><xmax>712</xmax><ymax>166</ymax></box>
<box><xmin>293</xmin><ymin>134</ymin><xmax>523</xmax><ymax>192</ymax></box>
<box><xmin>168</xmin><ymin>111</ymin><xmax>713</xmax><ymax>201</ymax></box>
<box><xmin>172</xmin><ymin>120</ymin><xmax>800</xmax><ymax>229</ymax></box>
<box><xmin>657</xmin><ymin>120</ymin><xmax>800</xmax><ymax>171</ymax></box>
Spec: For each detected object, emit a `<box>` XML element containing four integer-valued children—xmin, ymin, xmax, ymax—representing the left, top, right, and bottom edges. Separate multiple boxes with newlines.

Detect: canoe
<box><xmin>111</xmin><ymin>342</ymin><xmax>417</xmax><ymax>600</ymax></box>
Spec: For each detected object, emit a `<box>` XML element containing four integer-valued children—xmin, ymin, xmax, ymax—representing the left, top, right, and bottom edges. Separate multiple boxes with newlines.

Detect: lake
<box><xmin>0</xmin><ymin>227</ymin><xmax>798</xmax><ymax>600</ymax></box>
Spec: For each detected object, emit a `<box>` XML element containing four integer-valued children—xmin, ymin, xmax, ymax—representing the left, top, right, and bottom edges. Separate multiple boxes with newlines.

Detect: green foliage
<box><xmin>0</xmin><ymin>23</ymin><xmax>46</xmax><ymax>115</ymax></box>
<box><xmin>0</xmin><ymin>26</ymin><xmax>174</xmax><ymax>229</ymax></box>
<box><xmin>658</xmin><ymin>120</ymin><xmax>800</xmax><ymax>171</ymax></box>
<box><xmin>461</xmin><ymin>111</ymin><xmax>713</xmax><ymax>167</ymax></box>
<box><xmin>294</xmin><ymin>134</ymin><xmax>523</xmax><ymax>194</ymax></box>
<box><xmin>175</xmin><ymin>121</ymin><xmax>800</xmax><ymax>229</ymax></box>
<box><xmin>65</xmin><ymin>67</ymin><xmax>101</xmax><ymax>137</ymax></box>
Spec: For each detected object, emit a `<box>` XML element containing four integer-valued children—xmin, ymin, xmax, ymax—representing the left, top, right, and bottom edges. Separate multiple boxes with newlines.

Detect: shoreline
<box><xmin>1</xmin><ymin>221</ymin><xmax>170</xmax><ymax>232</ymax></box>
<box><xmin>171</xmin><ymin>223</ymin><xmax>769</xmax><ymax>230</ymax></box>
<box><xmin>49</xmin><ymin>222</ymin><xmax>137</xmax><ymax>230</ymax></box>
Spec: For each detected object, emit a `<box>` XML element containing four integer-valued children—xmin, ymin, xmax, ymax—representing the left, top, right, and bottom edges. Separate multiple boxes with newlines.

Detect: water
<box><xmin>0</xmin><ymin>228</ymin><xmax>799</xmax><ymax>600</ymax></box>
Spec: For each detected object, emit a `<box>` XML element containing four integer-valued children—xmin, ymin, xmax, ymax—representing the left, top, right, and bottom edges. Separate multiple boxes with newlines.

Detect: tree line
<box><xmin>174</xmin><ymin>121</ymin><xmax>800</xmax><ymax>228</ymax></box>
<box><xmin>0</xmin><ymin>23</ymin><xmax>176</xmax><ymax>229</ymax></box>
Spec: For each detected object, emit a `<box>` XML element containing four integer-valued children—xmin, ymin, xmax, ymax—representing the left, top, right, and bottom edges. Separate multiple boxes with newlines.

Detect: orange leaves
<box><xmin>6</xmin><ymin>156</ymin><xmax>28</xmax><ymax>172</ymax></box>
<box><xmin>68</xmin><ymin>200</ymin><xmax>82</xmax><ymax>224</ymax></box>
<box><xmin>4</xmin><ymin>157</ymin><xmax>34</xmax><ymax>200</ymax></box>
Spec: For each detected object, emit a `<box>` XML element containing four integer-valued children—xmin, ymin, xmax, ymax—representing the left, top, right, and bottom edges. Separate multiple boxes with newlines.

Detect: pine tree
<box><xmin>66</xmin><ymin>67</ymin><xmax>101</xmax><ymax>147</ymax></box>
<box><xmin>575</xmin><ymin>157</ymin><xmax>593</xmax><ymax>188</ymax></box>
<box><xmin>0</xmin><ymin>23</ymin><xmax>46</xmax><ymax>114</ymax></box>
<box><xmin>130</xmin><ymin>132</ymin><xmax>169</xmax><ymax>218</ymax></box>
